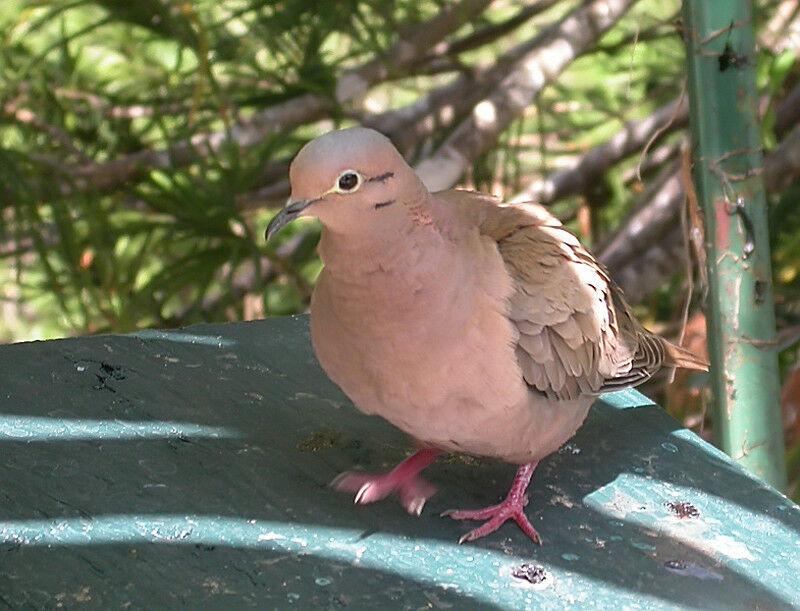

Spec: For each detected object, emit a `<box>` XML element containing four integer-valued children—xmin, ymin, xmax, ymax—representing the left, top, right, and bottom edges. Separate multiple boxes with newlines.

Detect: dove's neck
<box><xmin>318</xmin><ymin>190</ymin><xmax>454</xmax><ymax>279</ymax></box>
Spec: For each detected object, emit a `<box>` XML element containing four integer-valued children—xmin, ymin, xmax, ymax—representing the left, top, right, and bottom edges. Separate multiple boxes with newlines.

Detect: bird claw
<box><xmin>331</xmin><ymin>470</ymin><xmax>437</xmax><ymax>515</ymax></box>
<box><xmin>443</xmin><ymin>496</ymin><xmax>541</xmax><ymax>545</ymax></box>
<box><xmin>405</xmin><ymin>496</ymin><xmax>426</xmax><ymax>517</ymax></box>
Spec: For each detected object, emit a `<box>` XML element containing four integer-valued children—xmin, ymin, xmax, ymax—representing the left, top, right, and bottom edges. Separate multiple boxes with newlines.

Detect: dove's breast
<box><xmin>309</xmin><ymin>228</ymin><xmax>592</xmax><ymax>463</ymax></box>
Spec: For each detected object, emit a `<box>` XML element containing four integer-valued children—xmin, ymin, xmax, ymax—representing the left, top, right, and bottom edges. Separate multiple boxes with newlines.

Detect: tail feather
<box><xmin>663</xmin><ymin>340</ymin><xmax>709</xmax><ymax>372</ymax></box>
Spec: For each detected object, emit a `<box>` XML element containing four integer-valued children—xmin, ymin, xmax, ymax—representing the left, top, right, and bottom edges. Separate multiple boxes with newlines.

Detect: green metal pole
<box><xmin>682</xmin><ymin>1</ymin><xmax>786</xmax><ymax>489</ymax></box>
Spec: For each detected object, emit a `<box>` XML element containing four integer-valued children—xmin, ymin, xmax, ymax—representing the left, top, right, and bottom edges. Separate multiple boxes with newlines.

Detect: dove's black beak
<box><xmin>265</xmin><ymin>198</ymin><xmax>314</xmax><ymax>240</ymax></box>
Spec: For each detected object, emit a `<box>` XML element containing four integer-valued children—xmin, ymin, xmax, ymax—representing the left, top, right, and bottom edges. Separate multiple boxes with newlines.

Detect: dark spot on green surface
<box><xmin>86</xmin><ymin>360</ymin><xmax>127</xmax><ymax>392</ymax></box>
<box><xmin>511</xmin><ymin>564</ymin><xmax>547</xmax><ymax>584</ymax></box>
<box><xmin>195</xmin><ymin>544</ymin><xmax>216</xmax><ymax>552</ymax></box>
<box><xmin>439</xmin><ymin>453</ymin><xmax>482</xmax><ymax>467</ymax></box>
<box><xmin>754</xmin><ymin>280</ymin><xmax>765</xmax><ymax>305</ymax></box>
<box><xmin>667</xmin><ymin>501</ymin><xmax>700</xmax><ymax>519</ymax></box>
<box><xmin>665</xmin><ymin>559</ymin><xmax>687</xmax><ymax>570</ymax></box>
<box><xmin>717</xmin><ymin>42</ymin><xmax>749</xmax><ymax>72</ymax></box>
<box><xmin>100</xmin><ymin>362</ymin><xmax>125</xmax><ymax>379</ymax></box>
<box><xmin>296</xmin><ymin>431</ymin><xmax>343</xmax><ymax>452</ymax></box>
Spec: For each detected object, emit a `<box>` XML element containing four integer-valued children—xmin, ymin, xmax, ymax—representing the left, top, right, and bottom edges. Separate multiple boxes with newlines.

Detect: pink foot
<box><xmin>442</xmin><ymin>462</ymin><xmax>542</xmax><ymax>544</ymax></box>
<box><xmin>331</xmin><ymin>449</ymin><xmax>440</xmax><ymax>516</ymax></box>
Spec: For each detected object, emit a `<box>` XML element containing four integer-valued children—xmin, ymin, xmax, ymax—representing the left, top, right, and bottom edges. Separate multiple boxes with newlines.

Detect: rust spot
<box><xmin>512</xmin><ymin>563</ymin><xmax>547</xmax><ymax>584</ymax></box>
<box><xmin>715</xmin><ymin>201</ymin><xmax>731</xmax><ymax>250</ymax></box>
<box><xmin>666</xmin><ymin>501</ymin><xmax>700</xmax><ymax>519</ymax></box>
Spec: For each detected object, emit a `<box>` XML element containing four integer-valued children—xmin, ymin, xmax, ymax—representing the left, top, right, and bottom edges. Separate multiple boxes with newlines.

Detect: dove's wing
<box><xmin>477</xmin><ymin>200</ymin><xmax>700</xmax><ymax>401</ymax></box>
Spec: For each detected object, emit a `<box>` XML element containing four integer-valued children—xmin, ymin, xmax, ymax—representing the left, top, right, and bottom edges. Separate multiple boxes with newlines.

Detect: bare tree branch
<box><xmin>234</xmin><ymin>0</ymin><xmax>647</xmax><ymax>212</ymax></box>
<box><xmin>597</xmin><ymin>160</ymin><xmax>683</xmax><ymax>289</ymax></box>
<box><xmin>2</xmin><ymin>100</ymin><xmax>92</xmax><ymax>164</ymax></box>
<box><xmin>13</xmin><ymin>0</ymin><xmax>497</xmax><ymax>203</ymax></box>
<box><xmin>759</xmin><ymin>0</ymin><xmax>800</xmax><ymax>52</ymax></box>
<box><xmin>363</xmin><ymin>70</ymin><xmax>482</xmax><ymax>151</ymax></box>
<box><xmin>518</xmin><ymin>97</ymin><xmax>688</xmax><ymax>204</ymax></box>
<box><xmin>4</xmin><ymin>93</ymin><xmax>330</xmax><ymax>206</ymax></box>
<box><xmin>775</xmin><ymin>83</ymin><xmax>800</xmax><ymax>138</ymax></box>
<box><xmin>408</xmin><ymin>0</ymin><xmax>564</xmax><ymax>78</ymax></box>
<box><xmin>55</xmin><ymin>88</ymin><xmax>194</xmax><ymax>119</ymax></box>
<box><xmin>596</xmin><ymin>16</ymin><xmax>680</xmax><ymax>53</ymax></box>
<box><xmin>621</xmin><ymin>140</ymin><xmax>682</xmax><ymax>187</ymax></box>
<box><xmin>600</xmin><ymin>122</ymin><xmax>800</xmax><ymax>301</ymax></box>
<box><xmin>335</xmin><ymin>0</ymin><xmax>493</xmax><ymax>103</ymax></box>
<box><xmin>764</xmin><ymin>123</ymin><xmax>800</xmax><ymax>192</ymax></box>
<box><xmin>426</xmin><ymin>0</ymin><xmax>562</xmax><ymax>59</ymax></box>
<box><xmin>71</xmin><ymin>93</ymin><xmax>330</xmax><ymax>193</ymax></box>
<box><xmin>414</xmin><ymin>0</ymin><xmax>641</xmax><ymax>191</ymax></box>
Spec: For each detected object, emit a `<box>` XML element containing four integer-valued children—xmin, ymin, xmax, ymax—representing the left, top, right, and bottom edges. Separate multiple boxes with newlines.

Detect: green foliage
<box><xmin>0</xmin><ymin>0</ymin><xmax>702</xmax><ymax>340</ymax></box>
<box><xmin>0</xmin><ymin>0</ymin><xmax>798</xmax><ymax>348</ymax></box>
<box><xmin>3</xmin><ymin>0</ymin><xmax>435</xmax><ymax>338</ymax></box>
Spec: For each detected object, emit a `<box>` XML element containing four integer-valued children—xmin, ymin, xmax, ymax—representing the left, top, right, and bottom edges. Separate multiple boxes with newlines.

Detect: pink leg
<box><xmin>442</xmin><ymin>462</ymin><xmax>541</xmax><ymax>544</ymax></box>
<box><xmin>331</xmin><ymin>449</ymin><xmax>441</xmax><ymax>516</ymax></box>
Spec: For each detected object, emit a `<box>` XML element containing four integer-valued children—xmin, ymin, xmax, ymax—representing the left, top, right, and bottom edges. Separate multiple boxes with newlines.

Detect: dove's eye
<box><xmin>336</xmin><ymin>171</ymin><xmax>362</xmax><ymax>193</ymax></box>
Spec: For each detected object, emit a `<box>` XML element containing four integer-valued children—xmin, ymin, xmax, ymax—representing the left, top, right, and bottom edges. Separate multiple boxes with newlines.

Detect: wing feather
<box><xmin>437</xmin><ymin>190</ymin><xmax>707</xmax><ymax>401</ymax></box>
<box><xmin>478</xmin><ymin>200</ymin><xmax>680</xmax><ymax>401</ymax></box>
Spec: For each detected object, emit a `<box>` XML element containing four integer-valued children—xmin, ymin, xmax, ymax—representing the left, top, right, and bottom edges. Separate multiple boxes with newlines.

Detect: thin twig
<box><xmin>521</xmin><ymin>96</ymin><xmax>689</xmax><ymax>204</ymax></box>
<box><xmin>636</xmin><ymin>79</ymin><xmax>687</xmax><ymax>183</ymax></box>
<box><xmin>2</xmin><ymin>100</ymin><xmax>92</xmax><ymax>163</ymax></box>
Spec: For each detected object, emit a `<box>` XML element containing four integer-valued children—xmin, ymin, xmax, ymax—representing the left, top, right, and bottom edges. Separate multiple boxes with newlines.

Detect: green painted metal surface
<box><xmin>1</xmin><ymin>315</ymin><xmax>799</xmax><ymax>608</ymax></box>
<box><xmin>682</xmin><ymin>1</ymin><xmax>786</xmax><ymax>488</ymax></box>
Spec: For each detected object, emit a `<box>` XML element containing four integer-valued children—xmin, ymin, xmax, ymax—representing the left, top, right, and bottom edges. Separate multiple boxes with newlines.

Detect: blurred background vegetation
<box><xmin>1</xmin><ymin>0</ymin><xmax>800</xmax><ymax>496</ymax></box>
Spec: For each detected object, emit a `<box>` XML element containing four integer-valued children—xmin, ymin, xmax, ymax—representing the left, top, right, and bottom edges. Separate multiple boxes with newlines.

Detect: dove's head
<box><xmin>266</xmin><ymin>127</ymin><xmax>425</xmax><ymax>239</ymax></box>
